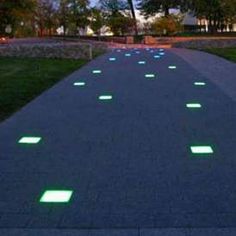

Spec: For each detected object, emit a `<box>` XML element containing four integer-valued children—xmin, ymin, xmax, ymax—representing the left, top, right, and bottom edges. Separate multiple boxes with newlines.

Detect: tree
<box><xmin>190</xmin><ymin>0</ymin><xmax>221</xmax><ymax>33</ymax></box>
<box><xmin>219</xmin><ymin>0</ymin><xmax>236</xmax><ymax>31</ymax></box>
<box><xmin>138</xmin><ymin>0</ymin><xmax>188</xmax><ymax>17</ymax></box>
<box><xmin>90</xmin><ymin>8</ymin><xmax>104</xmax><ymax>36</ymax></box>
<box><xmin>127</xmin><ymin>0</ymin><xmax>138</xmax><ymax>34</ymax></box>
<box><xmin>151</xmin><ymin>14</ymin><xmax>183</xmax><ymax>35</ymax></box>
<box><xmin>57</xmin><ymin>0</ymin><xmax>70</xmax><ymax>35</ymax></box>
<box><xmin>99</xmin><ymin>0</ymin><xmax>136</xmax><ymax>35</ymax></box>
<box><xmin>67</xmin><ymin>0</ymin><xmax>91</xmax><ymax>35</ymax></box>
<box><xmin>107</xmin><ymin>13</ymin><xmax>136</xmax><ymax>35</ymax></box>
<box><xmin>189</xmin><ymin>0</ymin><xmax>236</xmax><ymax>33</ymax></box>
<box><xmin>0</xmin><ymin>0</ymin><xmax>36</xmax><ymax>36</ymax></box>
<box><xmin>35</xmin><ymin>0</ymin><xmax>57</xmax><ymax>36</ymax></box>
<box><xmin>99</xmin><ymin>0</ymin><xmax>127</xmax><ymax>16</ymax></box>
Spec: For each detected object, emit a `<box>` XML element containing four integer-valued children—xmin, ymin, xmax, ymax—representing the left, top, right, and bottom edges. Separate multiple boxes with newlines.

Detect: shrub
<box><xmin>151</xmin><ymin>14</ymin><xmax>183</xmax><ymax>36</ymax></box>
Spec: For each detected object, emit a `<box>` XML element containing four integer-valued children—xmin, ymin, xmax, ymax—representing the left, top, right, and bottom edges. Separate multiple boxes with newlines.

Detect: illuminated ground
<box><xmin>0</xmin><ymin>48</ymin><xmax>236</xmax><ymax>235</ymax></box>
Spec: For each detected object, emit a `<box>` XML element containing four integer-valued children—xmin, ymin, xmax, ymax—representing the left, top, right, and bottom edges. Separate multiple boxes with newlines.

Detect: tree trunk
<box><xmin>40</xmin><ymin>26</ymin><xmax>43</xmax><ymax>37</ymax></box>
<box><xmin>208</xmin><ymin>16</ymin><xmax>213</xmax><ymax>33</ymax></box>
<box><xmin>63</xmin><ymin>25</ymin><xmax>66</xmax><ymax>37</ymax></box>
<box><xmin>127</xmin><ymin>0</ymin><xmax>138</xmax><ymax>35</ymax></box>
<box><xmin>213</xmin><ymin>14</ymin><xmax>218</xmax><ymax>34</ymax></box>
<box><xmin>163</xmin><ymin>5</ymin><xmax>169</xmax><ymax>16</ymax></box>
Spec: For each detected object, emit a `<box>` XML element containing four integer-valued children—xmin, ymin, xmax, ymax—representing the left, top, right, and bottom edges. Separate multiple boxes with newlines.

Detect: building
<box><xmin>183</xmin><ymin>13</ymin><xmax>236</xmax><ymax>32</ymax></box>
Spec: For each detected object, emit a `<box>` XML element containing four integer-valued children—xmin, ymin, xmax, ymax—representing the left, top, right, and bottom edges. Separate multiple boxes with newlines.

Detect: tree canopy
<box><xmin>0</xmin><ymin>0</ymin><xmax>236</xmax><ymax>36</ymax></box>
<box><xmin>138</xmin><ymin>0</ymin><xmax>188</xmax><ymax>17</ymax></box>
<box><xmin>0</xmin><ymin>0</ymin><xmax>36</xmax><ymax>35</ymax></box>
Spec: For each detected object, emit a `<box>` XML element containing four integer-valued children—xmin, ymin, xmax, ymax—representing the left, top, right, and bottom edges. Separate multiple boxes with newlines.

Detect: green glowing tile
<box><xmin>125</xmin><ymin>53</ymin><xmax>131</xmax><ymax>57</ymax></box>
<box><xmin>18</xmin><ymin>137</ymin><xmax>41</xmax><ymax>144</ymax></box>
<box><xmin>40</xmin><ymin>190</ymin><xmax>73</xmax><ymax>203</ymax></box>
<box><xmin>190</xmin><ymin>146</ymin><xmax>214</xmax><ymax>154</ymax></box>
<box><xmin>138</xmin><ymin>61</ymin><xmax>146</xmax><ymax>64</ymax></box>
<box><xmin>92</xmin><ymin>70</ymin><xmax>102</xmax><ymax>74</ymax></box>
<box><xmin>73</xmin><ymin>82</ymin><xmax>85</xmax><ymax>86</ymax></box>
<box><xmin>154</xmin><ymin>55</ymin><xmax>160</xmax><ymax>59</ymax></box>
<box><xmin>194</xmin><ymin>82</ymin><xmax>206</xmax><ymax>86</ymax></box>
<box><xmin>145</xmin><ymin>74</ymin><xmax>155</xmax><ymax>79</ymax></box>
<box><xmin>168</xmin><ymin>65</ymin><xmax>177</xmax><ymax>69</ymax></box>
<box><xmin>186</xmin><ymin>103</ymin><xmax>202</xmax><ymax>108</ymax></box>
<box><xmin>99</xmin><ymin>95</ymin><xmax>113</xmax><ymax>101</ymax></box>
<box><xmin>109</xmin><ymin>57</ymin><xmax>116</xmax><ymax>61</ymax></box>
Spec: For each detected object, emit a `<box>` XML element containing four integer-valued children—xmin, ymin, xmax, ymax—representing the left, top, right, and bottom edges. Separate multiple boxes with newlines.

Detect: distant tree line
<box><xmin>0</xmin><ymin>0</ymin><xmax>236</xmax><ymax>37</ymax></box>
<box><xmin>139</xmin><ymin>0</ymin><xmax>236</xmax><ymax>33</ymax></box>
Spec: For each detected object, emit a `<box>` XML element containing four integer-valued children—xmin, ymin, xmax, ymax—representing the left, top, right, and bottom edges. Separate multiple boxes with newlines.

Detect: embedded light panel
<box><xmin>145</xmin><ymin>74</ymin><xmax>155</xmax><ymax>78</ymax></box>
<box><xmin>109</xmin><ymin>57</ymin><xmax>116</xmax><ymax>61</ymax></box>
<box><xmin>99</xmin><ymin>95</ymin><xmax>113</xmax><ymax>100</ymax></box>
<box><xmin>154</xmin><ymin>55</ymin><xmax>161</xmax><ymax>59</ymax></box>
<box><xmin>190</xmin><ymin>146</ymin><xmax>214</xmax><ymax>154</ymax></box>
<box><xmin>186</xmin><ymin>103</ymin><xmax>202</xmax><ymax>108</ymax></box>
<box><xmin>168</xmin><ymin>66</ymin><xmax>177</xmax><ymax>69</ymax></box>
<box><xmin>138</xmin><ymin>61</ymin><xmax>146</xmax><ymax>65</ymax></box>
<box><xmin>39</xmin><ymin>190</ymin><xmax>73</xmax><ymax>203</ymax></box>
<box><xmin>18</xmin><ymin>137</ymin><xmax>41</xmax><ymax>144</ymax></box>
<box><xmin>92</xmin><ymin>70</ymin><xmax>102</xmax><ymax>74</ymax></box>
<box><xmin>125</xmin><ymin>53</ymin><xmax>131</xmax><ymax>57</ymax></box>
<box><xmin>73</xmin><ymin>82</ymin><xmax>85</xmax><ymax>86</ymax></box>
<box><xmin>194</xmin><ymin>82</ymin><xmax>206</xmax><ymax>86</ymax></box>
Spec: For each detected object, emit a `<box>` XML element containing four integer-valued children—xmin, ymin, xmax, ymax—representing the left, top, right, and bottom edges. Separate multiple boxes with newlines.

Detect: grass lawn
<box><xmin>203</xmin><ymin>48</ymin><xmax>236</xmax><ymax>63</ymax></box>
<box><xmin>0</xmin><ymin>57</ymin><xmax>87</xmax><ymax>122</ymax></box>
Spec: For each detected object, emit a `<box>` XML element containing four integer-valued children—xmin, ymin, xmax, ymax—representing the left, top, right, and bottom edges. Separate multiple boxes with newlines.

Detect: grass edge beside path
<box><xmin>201</xmin><ymin>48</ymin><xmax>236</xmax><ymax>63</ymax></box>
<box><xmin>0</xmin><ymin>57</ymin><xmax>88</xmax><ymax>122</ymax></box>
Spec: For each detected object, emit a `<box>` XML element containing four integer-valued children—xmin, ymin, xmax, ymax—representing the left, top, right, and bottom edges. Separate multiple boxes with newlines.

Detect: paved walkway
<box><xmin>1</xmin><ymin>228</ymin><xmax>236</xmax><ymax>236</ymax></box>
<box><xmin>0</xmin><ymin>48</ymin><xmax>236</xmax><ymax>234</ymax></box>
<box><xmin>172</xmin><ymin>48</ymin><xmax>236</xmax><ymax>101</ymax></box>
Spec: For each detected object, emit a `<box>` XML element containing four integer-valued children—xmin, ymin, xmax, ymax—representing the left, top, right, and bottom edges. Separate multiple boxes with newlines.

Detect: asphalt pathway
<box><xmin>0</xmin><ymin>48</ymin><xmax>236</xmax><ymax>232</ymax></box>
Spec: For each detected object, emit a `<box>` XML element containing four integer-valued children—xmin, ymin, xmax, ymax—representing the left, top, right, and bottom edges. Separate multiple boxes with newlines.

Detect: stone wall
<box><xmin>172</xmin><ymin>39</ymin><xmax>236</xmax><ymax>49</ymax></box>
<box><xmin>0</xmin><ymin>42</ymin><xmax>108</xmax><ymax>60</ymax></box>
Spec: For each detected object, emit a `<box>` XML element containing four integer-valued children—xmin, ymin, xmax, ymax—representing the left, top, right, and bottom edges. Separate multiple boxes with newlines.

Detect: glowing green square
<box><xmin>99</xmin><ymin>95</ymin><xmax>113</xmax><ymax>101</ymax></box>
<box><xmin>190</xmin><ymin>146</ymin><xmax>214</xmax><ymax>154</ymax></box>
<box><xmin>40</xmin><ymin>190</ymin><xmax>73</xmax><ymax>203</ymax></box>
<box><xmin>125</xmin><ymin>53</ymin><xmax>131</xmax><ymax>57</ymax></box>
<box><xmin>138</xmin><ymin>61</ymin><xmax>146</xmax><ymax>65</ymax></box>
<box><xmin>18</xmin><ymin>137</ymin><xmax>41</xmax><ymax>144</ymax></box>
<box><xmin>145</xmin><ymin>74</ymin><xmax>155</xmax><ymax>79</ymax></box>
<box><xmin>73</xmin><ymin>82</ymin><xmax>85</xmax><ymax>86</ymax></box>
<box><xmin>92</xmin><ymin>70</ymin><xmax>101</xmax><ymax>74</ymax></box>
<box><xmin>109</xmin><ymin>57</ymin><xmax>116</xmax><ymax>61</ymax></box>
<box><xmin>168</xmin><ymin>66</ymin><xmax>176</xmax><ymax>69</ymax></box>
<box><xmin>186</xmin><ymin>103</ymin><xmax>202</xmax><ymax>108</ymax></box>
<box><xmin>194</xmin><ymin>82</ymin><xmax>206</xmax><ymax>86</ymax></box>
